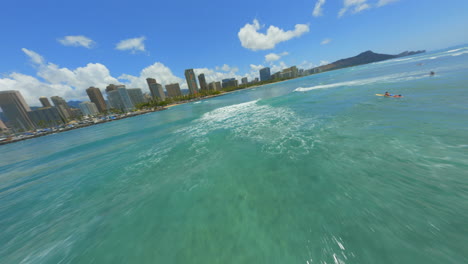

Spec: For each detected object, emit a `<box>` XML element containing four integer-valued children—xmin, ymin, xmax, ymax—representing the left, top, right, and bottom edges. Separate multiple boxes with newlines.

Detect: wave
<box><xmin>175</xmin><ymin>100</ymin><xmax>319</xmax><ymax>159</ymax></box>
<box><xmin>294</xmin><ymin>71</ymin><xmax>429</xmax><ymax>92</ymax></box>
<box><xmin>447</xmin><ymin>48</ymin><xmax>465</xmax><ymax>53</ymax></box>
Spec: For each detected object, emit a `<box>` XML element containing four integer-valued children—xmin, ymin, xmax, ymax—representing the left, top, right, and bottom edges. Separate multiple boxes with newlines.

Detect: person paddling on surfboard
<box><xmin>384</xmin><ymin>92</ymin><xmax>391</xmax><ymax>96</ymax></box>
<box><xmin>393</xmin><ymin>94</ymin><xmax>403</xmax><ymax>98</ymax></box>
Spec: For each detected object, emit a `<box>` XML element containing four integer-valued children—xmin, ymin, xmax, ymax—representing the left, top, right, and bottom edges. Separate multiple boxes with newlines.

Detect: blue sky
<box><xmin>1</xmin><ymin>0</ymin><xmax>467</xmax><ymax>106</ymax></box>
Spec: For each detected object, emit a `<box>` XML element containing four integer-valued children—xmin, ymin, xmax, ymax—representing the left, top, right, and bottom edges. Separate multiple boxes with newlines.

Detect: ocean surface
<box><xmin>1</xmin><ymin>45</ymin><xmax>468</xmax><ymax>264</ymax></box>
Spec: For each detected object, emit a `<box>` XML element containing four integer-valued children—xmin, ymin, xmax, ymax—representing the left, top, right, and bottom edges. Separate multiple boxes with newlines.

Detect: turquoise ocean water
<box><xmin>1</xmin><ymin>46</ymin><xmax>468</xmax><ymax>263</ymax></box>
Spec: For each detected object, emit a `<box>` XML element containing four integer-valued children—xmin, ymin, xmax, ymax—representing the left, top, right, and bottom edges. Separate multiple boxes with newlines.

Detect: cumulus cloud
<box><xmin>118</xmin><ymin>62</ymin><xmax>185</xmax><ymax>90</ymax></box>
<box><xmin>265</xmin><ymin>52</ymin><xmax>289</xmax><ymax>62</ymax></box>
<box><xmin>238</xmin><ymin>19</ymin><xmax>309</xmax><ymax>51</ymax></box>
<box><xmin>1</xmin><ymin>48</ymin><xmax>121</xmax><ymax>105</ymax></box>
<box><xmin>338</xmin><ymin>0</ymin><xmax>370</xmax><ymax>17</ymax></box>
<box><xmin>321</xmin><ymin>38</ymin><xmax>332</xmax><ymax>45</ymax></box>
<box><xmin>115</xmin><ymin>37</ymin><xmax>146</xmax><ymax>53</ymax></box>
<box><xmin>313</xmin><ymin>0</ymin><xmax>326</xmax><ymax>17</ymax></box>
<box><xmin>377</xmin><ymin>0</ymin><xmax>398</xmax><ymax>7</ymax></box>
<box><xmin>299</xmin><ymin>60</ymin><xmax>315</xmax><ymax>69</ymax></box>
<box><xmin>250</xmin><ymin>64</ymin><xmax>265</xmax><ymax>71</ymax></box>
<box><xmin>215</xmin><ymin>64</ymin><xmax>239</xmax><ymax>73</ymax></box>
<box><xmin>22</xmin><ymin>48</ymin><xmax>44</xmax><ymax>65</ymax></box>
<box><xmin>58</xmin><ymin>35</ymin><xmax>95</xmax><ymax>48</ymax></box>
<box><xmin>193</xmin><ymin>64</ymin><xmax>244</xmax><ymax>84</ymax></box>
<box><xmin>320</xmin><ymin>60</ymin><xmax>330</xmax><ymax>66</ymax></box>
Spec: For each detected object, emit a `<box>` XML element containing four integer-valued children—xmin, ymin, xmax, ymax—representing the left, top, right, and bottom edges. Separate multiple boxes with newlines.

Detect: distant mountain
<box><xmin>316</xmin><ymin>49</ymin><xmax>425</xmax><ymax>72</ymax></box>
<box><xmin>67</xmin><ymin>100</ymin><xmax>83</xmax><ymax>108</ymax></box>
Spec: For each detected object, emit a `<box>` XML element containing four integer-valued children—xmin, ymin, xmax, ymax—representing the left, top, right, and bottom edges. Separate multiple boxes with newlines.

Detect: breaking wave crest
<box><xmin>176</xmin><ymin>100</ymin><xmax>318</xmax><ymax>158</ymax></box>
<box><xmin>294</xmin><ymin>71</ymin><xmax>428</xmax><ymax>92</ymax></box>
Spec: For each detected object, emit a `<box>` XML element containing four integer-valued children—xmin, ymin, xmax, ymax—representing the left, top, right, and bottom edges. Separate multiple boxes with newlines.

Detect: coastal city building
<box><xmin>184</xmin><ymin>69</ymin><xmax>199</xmax><ymax>95</ymax></box>
<box><xmin>105</xmin><ymin>84</ymin><xmax>118</xmax><ymax>93</ymax></box>
<box><xmin>271</xmin><ymin>71</ymin><xmax>281</xmax><ymax>80</ymax></box>
<box><xmin>198</xmin><ymin>73</ymin><xmax>208</xmax><ymax>91</ymax></box>
<box><xmin>241</xmin><ymin>77</ymin><xmax>248</xmax><ymax>85</ymax></box>
<box><xmin>86</xmin><ymin>87</ymin><xmax>107</xmax><ymax>113</ymax></box>
<box><xmin>165</xmin><ymin>83</ymin><xmax>182</xmax><ymax>97</ymax></box>
<box><xmin>39</xmin><ymin>96</ymin><xmax>52</xmax><ymax>108</ymax></box>
<box><xmin>50</xmin><ymin>96</ymin><xmax>72</xmax><ymax>120</ymax></box>
<box><xmin>69</xmin><ymin>108</ymin><xmax>83</xmax><ymax>119</ymax></box>
<box><xmin>28</xmin><ymin>107</ymin><xmax>64</xmax><ymax>127</ymax></box>
<box><xmin>127</xmin><ymin>88</ymin><xmax>146</xmax><ymax>106</ymax></box>
<box><xmin>222</xmin><ymin>78</ymin><xmax>238</xmax><ymax>89</ymax></box>
<box><xmin>146</xmin><ymin>78</ymin><xmax>166</xmax><ymax>101</ymax></box>
<box><xmin>260</xmin><ymin>67</ymin><xmax>271</xmax><ymax>81</ymax></box>
<box><xmin>79</xmin><ymin>101</ymin><xmax>99</xmax><ymax>116</ymax></box>
<box><xmin>106</xmin><ymin>85</ymin><xmax>134</xmax><ymax>112</ymax></box>
<box><xmin>208</xmin><ymin>81</ymin><xmax>222</xmax><ymax>91</ymax></box>
<box><xmin>281</xmin><ymin>66</ymin><xmax>298</xmax><ymax>79</ymax></box>
<box><xmin>0</xmin><ymin>90</ymin><xmax>36</xmax><ymax>130</ymax></box>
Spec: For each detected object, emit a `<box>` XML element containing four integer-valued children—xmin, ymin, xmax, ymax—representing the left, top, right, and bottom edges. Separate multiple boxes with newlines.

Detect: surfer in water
<box><xmin>384</xmin><ymin>92</ymin><xmax>391</xmax><ymax>96</ymax></box>
<box><xmin>430</xmin><ymin>71</ymin><xmax>435</xmax><ymax>76</ymax></box>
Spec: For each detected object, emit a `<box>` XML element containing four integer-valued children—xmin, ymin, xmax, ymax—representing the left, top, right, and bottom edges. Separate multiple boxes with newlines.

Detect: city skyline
<box><xmin>1</xmin><ymin>0</ymin><xmax>468</xmax><ymax>105</ymax></box>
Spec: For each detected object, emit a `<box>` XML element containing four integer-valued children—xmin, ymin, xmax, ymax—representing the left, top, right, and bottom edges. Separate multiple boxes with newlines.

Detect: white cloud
<box><xmin>321</xmin><ymin>38</ymin><xmax>332</xmax><ymax>45</ymax></box>
<box><xmin>250</xmin><ymin>64</ymin><xmax>265</xmax><ymax>71</ymax></box>
<box><xmin>194</xmin><ymin>64</ymin><xmax>243</xmax><ymax>84</ymax></box>
<box><xmin>215</xmin><ymin>64</ymin><xmax>239</xmax><ymax>73</ymax></box>
<box><xmin>118</xmin><ymin>62</ymin><xmax>185</xmax><ymax>90</ymax></box>
<box><xmin>313</xmin><ymin>0</ymin><xmax>326</xmax><ymax>17</ymax></box>
<box><xmin>339</xmin><ymin>0</ymin><xmax>370</xmax><ymax>17</ymax></box>
<box><xmin>115</xmin><ymin>37</ymin><xmax>146</xmax><ymax>53</ymax></box>
<box><xmin>299</xmin><ymin>60</ymin><xmax>315</xmax><ymax>69</ymax></box>
<box><xmin>238</xmin><ymin>19</ymin><xmax>309</xmax><ymax>51</ymax></box>
<box><xmin>377</xmin><ymin>0</ymin><xmax>398</xmax><ymax>7</ymax></box>
<box><xmin>1</xmin><ymin>49</ymin><xmax>120</xmax><ymax>105</ymax></box>
<box><xmin>22</xmin><ymin>48</ymin><xmax>44</xmax><ymax>65</ymax></box>
<box><xmin>58</xmin><ymin>35</ymin><xmax>95</xmax><ymax>48</ymax></box>
<box><xmin>265</xmin><ymin>52</ymin><xmax>289</xmax><ymax>62</ymax></box>
<box><xmin>269</xmin><ymin>61</ymin><xmax>289</xmax><ymax>74</ymax></box>
<box><xmin>320</xmin><ymin>60</ymin><xmax>330</xmax><ymax>66</ymax></box>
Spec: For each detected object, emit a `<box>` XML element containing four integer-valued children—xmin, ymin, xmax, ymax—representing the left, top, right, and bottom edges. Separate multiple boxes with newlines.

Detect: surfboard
<box><xmin>376</xmin><ymin>94</ymin><xmax>387</xmax><ymax>96</ymax></box>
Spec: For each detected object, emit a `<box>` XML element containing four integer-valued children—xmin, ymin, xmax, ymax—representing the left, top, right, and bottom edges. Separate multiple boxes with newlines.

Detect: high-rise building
<box><xmin>222</xmin><ymin>78</ymin><xmax>238</xmax><ymax>88</ymax></box>
<box><xmin>50</xmin><ymin>96</ymin><xmax>71</xmax><ymax>120</ymax></box>
<box><xmin>28</xmin><ymin>107</ymin><xmax>64</xmax><ymax>127</ymax></box>
<box><xmin>79</xmin><ymin>102</ymin><xmax>99</xmax><ymax>116</ymax></box>
<box><xmin>165</xmin><ymin>83</ymin><xmax>182</xmax><ymax>97</ymax></box>
<box><xmin>0</xmin><ymin>90</ymin><xmax>35</xmax><ymax>130</ymax></box>
<box><xmin>281</xmin><ymin>66</ymin><xmax>298</xmax><ymax>79</ymax></box>
<box><xmin>127</xmin><ymin>88</ymin><xmax>145</xmax><ymax>105</ymax></box>
<box><xmin>106</xmin><ymin>84</ymin><xmax>118</xmax><ymax>93</ymax></box>
<box><xmin>241</xmin><ymin>77</ymin><xmax>248</xmax><ymax>85</ymax></box>
<box><xmin>107</xmin><ymin>90</ymin><xmax>123</xmax><ymax>111</ymax></box>
<box><xmin>260</xmin><ymin>67</ymin><xmax>271</xmax><ymax>81</ymax></box>
<box><xmin>208</xmin><ymin>81</ymin><xmax>222</xmax><ymax>91</ymax></box>
<box><xmin>39</xmin><ymin>96</ymin><xmax>52</xmax><ymax>108</ymax></box>
<box><xmin>198</xmin><ymin>73</ymin><xmax>207</xmax><ymax>91</ymax></box>
<box><xmin>86</xmin><ymin>87</ymin><xmax>107</xmax><ymax>113</ymax></box>
<box><xmin>106</xmin><ymin>85</ymin><xmax>134</xmax><ymax>112</ymax></box>
<box><xmin>184</xmin><ymin>69</ymin><xmax>199</xmax><ymax>95</ymax></box>
<box><xmin>146</xmin><ymin>78</ymin><xmax>166</xmax><ymax>101</ymax></box>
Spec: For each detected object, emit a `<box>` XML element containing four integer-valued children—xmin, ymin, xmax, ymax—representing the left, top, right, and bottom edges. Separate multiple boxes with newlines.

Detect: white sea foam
<box><xmin>294</xmin><ymin>71</ymin><xmax>428</xmax><ymax>92</ymax></box>
<box><xmin>393</xmin><ymin>58</ymin><xmax>413</xmax><ymax>62</ymax></box>
<box><xmin>447</xmin><ymin>48</ymin><xmax>464</xmax><ymax>53</ymax></box>
<box><xmin>175</xmin><ymin>100</ymin><xmax>319</xmax><ymax>159</ymax></box>
<box><xmin>451</xmin><ymin>50</ymin><xmax>468</xmax><ymax>57</ymax></box>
